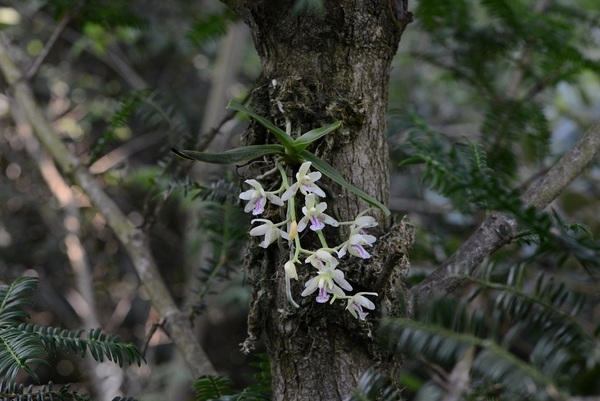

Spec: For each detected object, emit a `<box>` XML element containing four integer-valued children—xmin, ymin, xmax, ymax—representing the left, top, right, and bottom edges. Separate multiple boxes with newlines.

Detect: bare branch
<box><xmin>12</xmin><ymin>103</ymin><xmax>125</xmax><ymax>401</ymax></box>
<box><xmin>0</xmin><ymin>34</ymin><xmax>217</xmax><ymax>378</ymax></box>
<box><xmin>411</xmin><ymin>121</ymin><xmax>600</xmax><ymax>304</ymax></box>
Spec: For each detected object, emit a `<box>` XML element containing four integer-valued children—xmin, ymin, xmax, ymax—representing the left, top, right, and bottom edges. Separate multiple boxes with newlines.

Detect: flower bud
<box><xmin>288</xmin><ymin>220</ymin><xmax>298</xmax><ymax>241</ymax></box>
<box><xmin>284</xmin><ymin>260</ymin><xmax>298</xmax><ymax>280</ymax></box>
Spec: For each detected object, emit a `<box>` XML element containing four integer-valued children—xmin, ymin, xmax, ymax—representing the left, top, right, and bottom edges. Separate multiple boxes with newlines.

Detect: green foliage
<box><xmin>195</xmin><ymin>376</ymin><xmax>236</xmax><ymax>400</ymax></box>
<box><xmin>19</xmin><ymin>324</ymin><xmax>145</xmax><ymax>367</ymax></box>
<box><xmin>45</xmin><ymin>0</ymin><xmax>146</xmax><ymax>28</ymax></box>
<box><xmin>378</xmin><ymin>264</ymin><xmax>600</xmax><ymax>400</ymax></box>
<box><xmin>91</xmin><ymin>88</ymin><xmax>189</xmax><ymax>165</ymax></box>
<box><xmin>0</xmin><ymin>277</ymin><xmax>38</xmax><ymax>327</ymax></box>
<box><xmin>190</xmin><ymin>177</ymin><xmax>251</xmax><ymax>315</ymax></box>
<box><xmin>173</xmin><ymin>100</ymin><xmax>390</xmax><ymax>216</ymax></box>
<box><xmin>187</xmin><ymin>9</ymin><xmax>237</xmax><ymax>46</ymax></box>
<box><xmin>0</xmin><ymin>381</ymin><xmax>91</xmax><ymax>401</ymax></box>
<box><xmin>400</xmin><ymin>116</ymin><xmax>514</xmax><ymax>213</ymax></box>
<box><xmin>0</xmin><ymin>277</ymin><xmax>145</xmax><ymax>391</ymax></box>
<box><xmin>346</xmin><ymin>369</ymin><xmax>400</xmax><ymax>401</ymax></box>
<box><xmin>194</xmin><ymin>354</ymin><xmax>271</xmax><ymax>401</ymax></box>
<box><xmin>0</xmin><ymin>277</ymin><xmax>48</xmax><ymax>385</ymax></box>
<box><xmin>413</xmin><ymin>0</ymin><xmax>600</xmax><ymax>177</ymax></box>
<box><xmin>517</xmin><ymin>210</ymin><xmax>600</xmax><ymax>277</ymax></box>
<box><xmin>401</xmin><ymin>121</ymin><xmax>600</xmax><ymax>273</ymax></box>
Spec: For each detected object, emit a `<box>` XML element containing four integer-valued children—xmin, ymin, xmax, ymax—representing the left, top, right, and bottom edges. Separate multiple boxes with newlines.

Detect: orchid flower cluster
<box><xmin>239</xmin><ymin>161</ymin><xmax>379</xmax><ymax>320</ymax></box>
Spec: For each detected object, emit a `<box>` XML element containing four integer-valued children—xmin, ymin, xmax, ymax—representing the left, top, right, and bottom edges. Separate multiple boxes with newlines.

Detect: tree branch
<box><xmin>411</xmin><ymin>120</ymin><xmax>600</xmax><ymax>304</ymax></box>
<box><xmin>0</xmin><ymin>34</ymin><xmax>216</xmax><ymax>378</ymax></box>
<box><xmin>12</xmin><ymin>103</ymin><xmax>125</xmax><ymax>401</ymax></box>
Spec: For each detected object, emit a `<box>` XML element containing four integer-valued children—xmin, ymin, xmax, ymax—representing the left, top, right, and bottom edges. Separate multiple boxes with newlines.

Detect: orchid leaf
<box><xmin>299</xmin><ymin>150</ymin><xmax>391</xmax><ymax>216</ymax></box>
<box><xmin>171</xmin><ymin>144</ymin><xmax>285</xmax><ymax>165</ymax></box>
<box><xmin>226</xmin><ymin>100</ymin><xmax>295</xmax><ymax>150</ymax></box>
<box><xmin>292</xmin><ymin>121</ymin><xmax>341</xmax><ymax>152</ymax></box>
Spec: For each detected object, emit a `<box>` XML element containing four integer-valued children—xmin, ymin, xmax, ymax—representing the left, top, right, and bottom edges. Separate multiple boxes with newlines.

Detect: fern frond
<box><xmin>248</xmin><ymin>353</ymin><xmax>271</xmax><ymax>392</ymax></box>
<box><xmin>47</xmin><ymin>0</ymin><xmax>146</xmax><ymax>28</ymax></box>
<box><xmin>90</xmin><ymin>88</ymin><xmax>190</xmax><ymax>165</ymax></box>
<box><xmin>379</xmin><ymin>311</ymin><xmax>566</xmax><ymax>400</ymax></box>
<box><xmin>468</xmin><ymin>265</ymin><xmax>586</xmax><ymax>332</ymax></box>
<box><xmin>386</xmin><ymin>260</ymin><xmax>600</xmax><ymax>399</ymax></box>
<box><xmin>187</xmin><ymin>10</ymin><xmax>236</xmax><ymax>46</ymax></box>
<box><xmin>0</xmin><ymin>381</ymin><xmax>90</xmax><ymax>401</ymax></box>
<box><xmin>193</xmin><ymin>354</ymin><xmax>271</xmax><ymax>401</ymax></box>
<box><xmin>401</xmin><ymin>124</ymin><xmax>600</xmax><ymax>274</ymax></box>
<box><xmin>224</xmin><ymin>353</ymin><xmax>271</xmax><ymax>401</ymax></box>
<box><xmin>411</xmin><ymin>0</ymin><xmax>597</xmax><ymax>184</ymax></box>
<box><xmin>190</xmin><ymin>178</ymin><xmax>250</xmax><ymax>315</ymax></box>
<box><xmin>346</xmin><ymin>369</ymin><xmax>400</xmax><ymax>401</ymax></box>
<box><xmin>194</xmin><ymin>375</ymin><xmax>235</xmax><ymax>401</ymax></box>
<box><xmin>515</xmin><ymin>211</ymin><xmax>600</xmax><ymax>273</ymax></box>
<box><xmin>466</xmin><ymin>264</ymin><xmax>600</xmax><ymax>383</ymax></box>
<box><xmin>18</xmin><ymin>323</ymin><xmax>145</xmax><ymax>367</ymax></box>
<box><xmin>0</xmin><ymin>327</ymin><xmax>46</xmax><ymax>386</ymax></box>
<box><xmin>400</xmin><ymin>122</ymin><xmax>518</xmax><ymax>212</ymax></box>
<box><xmin>0</xmin><ymin>276</ymin><xmax>38</xmax><ymax>325</ymax></box>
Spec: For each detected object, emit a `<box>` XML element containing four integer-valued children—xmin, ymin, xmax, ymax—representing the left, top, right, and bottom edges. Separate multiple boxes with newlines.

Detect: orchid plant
<box><xmin>172</xmin><ymin>99</ymin><xmax>388</xmax><ymax>320</ymax></box>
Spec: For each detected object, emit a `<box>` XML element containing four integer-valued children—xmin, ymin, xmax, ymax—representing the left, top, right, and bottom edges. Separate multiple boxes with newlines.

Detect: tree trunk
<box><xmin>226</xmin><ymin>1</ymin><xmax>413</xmax><ymax>400</ymax></box>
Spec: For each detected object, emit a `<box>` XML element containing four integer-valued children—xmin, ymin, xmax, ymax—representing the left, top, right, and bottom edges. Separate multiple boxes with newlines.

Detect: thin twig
<box><xmin>141</xmin><ymin>319</ymin><xmax>164</xmax><ymax>356</ymax></box>
<box><xmin>25</xmin><ymin>13</ymin><xmax>72</xmax><ymax>80</ymax></box>
<box><xmin>12</xmin><ymin>103</ymin><xmax>124</xmax><ymax>401</ymax></box>
<box><xmin>140</xmin><ymin>91</ymin><xmax>252</xmax><ymax>231</ymax></box>
<box><xmin>0</xmin><ymin>33</ymin><xmax>217</xmax><ymax>378</ymax></box>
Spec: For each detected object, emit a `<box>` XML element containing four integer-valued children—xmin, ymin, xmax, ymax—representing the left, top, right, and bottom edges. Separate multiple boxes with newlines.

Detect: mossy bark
<box><xmin>226</xmin><ymin>1</ymin><xmax>413</xmax><ymax>400</ymax></box>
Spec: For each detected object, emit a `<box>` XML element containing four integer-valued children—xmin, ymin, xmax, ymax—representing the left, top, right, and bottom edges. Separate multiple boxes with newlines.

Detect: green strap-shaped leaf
<box><xmin>398</xmin><ymin>155</ymin><xmax>426</xmax><ymax>166</ymax></box>
<box><xmin>171</xmin><ymin>144</ymin><xmax>285</xmax><ymax>165</ymax></box>
<box><xmin>300</xmin><ymin>150</ymin><xmax>391</xmax><ymax>217</ymax></box>
<box><xmin>292</xmin><ymin>121</ymin><xmax>341</xmax><ymax>153</ymax></box>
<box><xmin>227</xmin><ymin>100</ymin><xmax>296</xmax><ymax>150</ymax></box>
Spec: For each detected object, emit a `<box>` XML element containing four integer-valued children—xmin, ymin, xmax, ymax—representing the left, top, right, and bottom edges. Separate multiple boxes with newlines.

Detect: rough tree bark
<box><xmin>222</xmin><ymin>1</ymin><xmax>412</xmax><ymax>400</ymax></box>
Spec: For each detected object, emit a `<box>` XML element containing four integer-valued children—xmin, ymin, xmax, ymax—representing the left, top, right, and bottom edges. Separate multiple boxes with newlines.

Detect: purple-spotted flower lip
<box><xmin>346</xmin><ymin>292</ymin><xmax>378</xmax><ymax>320</ymax></box>
<box><xmin>249</xmin><ymin>218</ymin><xmax>289</xmax><ymax>248</ymax></box>
<box><xmin>239</xmin><ymin>179</ymin><xmax>283</xmax><ymax>215</ymax></box>
<box><xmin>337</xmin><ymin>213</ymin><xmax>378</xmax><ymax>259</ymax></box>
<box><xmin>297</xmin><ymin>194</ymin><xmax>339</xmax><ymax>232</ymax></box>
<box><xmin>337</xmin><ymin>231</ymin><xmax>377</xmax><ymax>259</ymax></box>
<box><xmin>301</xmin><ymin>250</ymin><xmax>352</xmax><ymax>303</ymax></box>
<box><xmin>281</xmin><ymin>162</ymin><xmax>326</xmax><ymax>201</ymax></box>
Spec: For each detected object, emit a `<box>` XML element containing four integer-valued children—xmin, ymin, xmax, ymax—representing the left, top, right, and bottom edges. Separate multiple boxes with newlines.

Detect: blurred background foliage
<box><xmin>0</xmin><ymin>0</ymin><xmax>599</xmax><ymax>399</ymax></box>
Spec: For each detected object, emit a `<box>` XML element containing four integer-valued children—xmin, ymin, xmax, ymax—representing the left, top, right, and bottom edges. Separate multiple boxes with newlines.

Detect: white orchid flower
<box><xmin>297</xmin><ymin>194</ymin><xmax>339</xmax><ymax>232</ymax></box>
<box><xmin>249</xmin><ymin>218</ymin><xmax>289</xmax><ymax>248</ymax></box>
<box><xmin>281</xmin><ymin>161</ymin><xmax>326</xmax><ymax>201</ymax></box>
<box><xmin>239</xmin><ymin>179</ymin><xmax>283</xmax><ymax>215</ymax></box>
